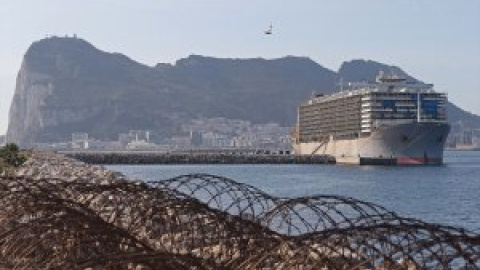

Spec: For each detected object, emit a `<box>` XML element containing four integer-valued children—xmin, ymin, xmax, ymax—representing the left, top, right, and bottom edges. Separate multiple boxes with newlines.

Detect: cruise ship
<box><xmin>293</xmin><ymin>72</ymin><xmax>450</xmax><ymax>165</ymax></box>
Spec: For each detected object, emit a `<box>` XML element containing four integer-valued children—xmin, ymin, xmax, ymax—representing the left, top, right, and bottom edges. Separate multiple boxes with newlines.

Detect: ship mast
<box><xmin>417</xmin><ymin>92</ymin><xmax>421</xmax><ymax>122</ymax></box>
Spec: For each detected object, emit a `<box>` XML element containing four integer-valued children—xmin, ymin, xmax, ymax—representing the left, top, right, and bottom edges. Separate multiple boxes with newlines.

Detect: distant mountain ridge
<box><xmin>6</xmin><ymin>37</ymin><xmax>480</xmax><ymax>146</ymax></box>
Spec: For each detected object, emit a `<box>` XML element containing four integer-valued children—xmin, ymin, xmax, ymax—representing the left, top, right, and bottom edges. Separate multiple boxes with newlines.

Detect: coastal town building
<box><xmin>29</xmin><ymin>118</ymin><xmax>293</xmax><ymax>152</ymax></box>
<box><xmin>448</xmin><ymin>128</ymin><xmax>480</xmax><ymax>150</ymax></box>
<box><xmin>72</xmin><ymin>133</ymin><xmax>89</xmax><ymax>149</ymax></box>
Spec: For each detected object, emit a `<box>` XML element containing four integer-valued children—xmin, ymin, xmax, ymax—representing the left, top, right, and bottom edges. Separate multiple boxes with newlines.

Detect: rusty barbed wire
<box><xmin>0</xmin><ymin>173</ymin><xmax>479</xmax><ymax>270</ymax></box>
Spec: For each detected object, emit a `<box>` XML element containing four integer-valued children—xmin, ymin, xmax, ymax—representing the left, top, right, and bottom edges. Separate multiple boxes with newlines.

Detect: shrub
<box><xmin>0</xmin><ymin>143</ymin><xmax>26</xmax><ymax>168</ymax></box>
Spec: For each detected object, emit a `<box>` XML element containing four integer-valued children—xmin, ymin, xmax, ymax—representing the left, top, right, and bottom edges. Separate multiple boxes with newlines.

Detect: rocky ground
<box><xmin>12</xmin><ymin>151</ymin><xmax>130</xmax><ymax>184</ymax></box>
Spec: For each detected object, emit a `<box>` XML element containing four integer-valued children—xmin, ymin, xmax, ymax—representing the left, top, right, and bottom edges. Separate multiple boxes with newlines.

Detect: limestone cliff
<box><xmin>7</xmin><ymin>37</ymin><xmax>338</xmax><ymax>146</ymax></box>
<box><xmin>7</xmin><ymin>62</ymin><xmax>54</xmax><ymax>146</ymax></box>
<box><xmin>7</xmin><ymin>37</ymin><xmax>174</xmax><ymax>146</ymax></box>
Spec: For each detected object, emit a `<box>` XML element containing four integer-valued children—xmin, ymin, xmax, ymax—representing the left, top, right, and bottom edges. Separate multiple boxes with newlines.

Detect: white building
<box><xmin>202</xmin><ymin>132</ymin><xmax>231</xmax><ymax>148</ymax></box>
<box><xmin>71</xmin><ymin>133</ymin><xmax>89</xmax><ymax>149</ymax></box>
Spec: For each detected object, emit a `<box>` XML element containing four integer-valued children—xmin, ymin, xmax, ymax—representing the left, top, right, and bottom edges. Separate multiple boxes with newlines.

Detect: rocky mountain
<box><xmin>7</xmin><ymin>37</ymin><xmax>480</xmax><ymax>146</ymax></box>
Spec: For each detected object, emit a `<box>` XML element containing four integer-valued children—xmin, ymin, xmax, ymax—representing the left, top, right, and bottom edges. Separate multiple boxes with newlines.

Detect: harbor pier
<box><xmin>61</xmin><ymin>150</ymin><xmax>335</xmax><ymax>165</ymax></box>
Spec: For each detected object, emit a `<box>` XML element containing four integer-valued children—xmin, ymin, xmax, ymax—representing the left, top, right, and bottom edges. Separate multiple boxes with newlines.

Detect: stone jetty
<box><xmin>61</xmin><ymin>151</ymin><xmax>335</xmax><ymax>165</ymax></box>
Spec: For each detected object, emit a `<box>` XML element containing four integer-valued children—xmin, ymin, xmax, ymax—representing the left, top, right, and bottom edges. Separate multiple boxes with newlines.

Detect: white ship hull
<box><xmin>294</xmin><ymin>122</ymin><xmax>451</xmax><ymax>165</ymax></box>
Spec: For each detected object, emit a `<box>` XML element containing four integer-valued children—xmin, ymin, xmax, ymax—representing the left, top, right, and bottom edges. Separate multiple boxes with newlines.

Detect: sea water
<box><xmin>106</xmin><ymin>150</ymin><xmax>480</xmax><ymax>232</ymax></box>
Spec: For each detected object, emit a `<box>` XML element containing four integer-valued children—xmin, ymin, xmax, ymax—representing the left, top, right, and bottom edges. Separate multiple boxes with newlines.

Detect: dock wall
<box><xmin>61</xmin><ymin>151</ymin><xmax>335</xmax><ymax>165</ymax></box>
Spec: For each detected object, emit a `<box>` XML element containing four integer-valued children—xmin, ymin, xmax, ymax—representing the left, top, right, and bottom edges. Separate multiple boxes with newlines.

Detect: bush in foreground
<box><xmin>0</xmin><ymin>143</ymin><xmax>27</xmax><ymax>171</ymax></box>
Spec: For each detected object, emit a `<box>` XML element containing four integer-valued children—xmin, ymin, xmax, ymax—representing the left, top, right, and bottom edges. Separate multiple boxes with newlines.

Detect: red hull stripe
<box><xmin>397</xmin><ymin>157</ymin><xmax>443</xmax><ymax>165</ymax></box>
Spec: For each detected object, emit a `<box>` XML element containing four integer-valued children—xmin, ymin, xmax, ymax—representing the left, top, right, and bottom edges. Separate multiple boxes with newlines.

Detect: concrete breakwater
<box><xmin>61</xmin><ymin>151</ymin><xmax>335</xmax><ymax>165</ymax></box>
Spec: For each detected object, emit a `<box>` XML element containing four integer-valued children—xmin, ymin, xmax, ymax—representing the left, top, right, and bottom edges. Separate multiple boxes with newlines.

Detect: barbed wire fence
<box><xmin>0</xmin><ymin>173</ymin><xmax>479</xmax><ymax>269</ymax></box>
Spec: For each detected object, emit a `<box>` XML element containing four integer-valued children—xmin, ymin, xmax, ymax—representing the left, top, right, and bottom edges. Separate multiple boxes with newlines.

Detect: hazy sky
<box><xmin>1</xmin><ymin>0</ymin><xmax>479</xmax><ymax>134</ymax></box>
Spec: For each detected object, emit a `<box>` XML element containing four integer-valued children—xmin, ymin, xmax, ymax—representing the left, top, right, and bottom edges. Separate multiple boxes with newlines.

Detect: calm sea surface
<box><xmin>106</xmin><ymin>150</ymin><xmax>480</xmax><ymax>232</ymax></box>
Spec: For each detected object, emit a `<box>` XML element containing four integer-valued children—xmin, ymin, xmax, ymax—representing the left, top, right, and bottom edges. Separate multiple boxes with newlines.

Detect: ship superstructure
<box><xmin>294</xmin><ymin>72</ymin><xmax>450</xmax><ymax>165</ymax></box>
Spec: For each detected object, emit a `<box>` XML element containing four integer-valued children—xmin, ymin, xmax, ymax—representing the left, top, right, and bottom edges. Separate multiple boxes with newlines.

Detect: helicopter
<box><xmin>264</xmin><ymin>23</ymin><xmax>273</xmax><ymax>35</ymax></box>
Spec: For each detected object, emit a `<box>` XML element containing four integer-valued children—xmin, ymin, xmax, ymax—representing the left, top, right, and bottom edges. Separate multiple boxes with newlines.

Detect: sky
<box><xmin>1</xmin><ymin>0</ymin><xmax>479</xmax><ymax>134</ymax></box>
